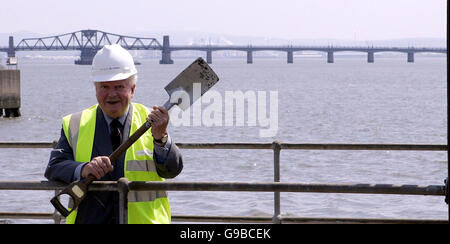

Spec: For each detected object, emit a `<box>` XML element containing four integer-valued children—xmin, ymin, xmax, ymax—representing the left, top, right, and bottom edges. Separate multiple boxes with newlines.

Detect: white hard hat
<box><xmin>91</xmin><ymin>44</ymin><xmax>137</xmax><ymax>82</ymax></box>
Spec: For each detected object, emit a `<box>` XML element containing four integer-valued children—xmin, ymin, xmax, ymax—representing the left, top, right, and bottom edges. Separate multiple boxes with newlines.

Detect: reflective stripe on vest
<box><xmin>62</xmin><ymin>103</ymin><xmax>171</xmax><ymax>224</ymax></box>
<box><xmin>127</xmin><ymin>160</ymin><xmax>156</xmax><ymax>172</ymax></box>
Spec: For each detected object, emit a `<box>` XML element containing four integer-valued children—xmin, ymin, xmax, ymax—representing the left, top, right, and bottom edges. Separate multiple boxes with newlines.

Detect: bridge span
<box><xmin>0</xmin><ymin>30</ymin><xmax>446</xmax><ymax>65</ymax></box>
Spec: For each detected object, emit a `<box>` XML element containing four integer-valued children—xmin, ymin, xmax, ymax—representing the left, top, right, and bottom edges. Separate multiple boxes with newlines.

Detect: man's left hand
<box><xmin>147</xmin><ymin>105</ymin><xmax>169</xmax><ymax>140</ymax></box>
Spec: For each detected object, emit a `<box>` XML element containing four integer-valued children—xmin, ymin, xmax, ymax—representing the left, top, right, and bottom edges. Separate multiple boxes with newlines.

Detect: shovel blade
<box><xmin>164</xmin><ymin>57</ymin><xmax>219</xmax><ymax>111</ymax></box>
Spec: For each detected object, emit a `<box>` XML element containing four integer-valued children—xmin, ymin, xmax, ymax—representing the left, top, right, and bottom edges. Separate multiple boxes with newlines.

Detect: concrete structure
<box><xmin>327</xmin><ymin>51</ymin><xmax>334</xmax><ymax>63</ymax></box>
<box><xmin>368</xmin><ymin>52</ymin><xmax>374</xmax><ymax>63</ymax></box>
<box><xmin>246</xmin><ymin>51</ymin><xmax>253</xmax><ymax>64</ymax></box>
<box><xmin>287</xmin><ymin>50</ymin><xmax>294</xmax><ymax>64</ymax></box>
<box><xmin>206</xmin><ymin>50</ymin><xmax>212</xmax><ymax>64</ymax></box>
<box><xmin>0</xmin><ymin>70</ymin><xmax>21</xmax><ymax>117</ymax></box>
<box><xmin>159</xmin><ymin>35</ymin><xmax>173</xmax><ymax>64</ymax></box>
<box><xmin>75</xmin><ymin>48</ymin><xmax>97</xmax><ymax>65</ymax></box>
<box><xmin>407</xmin><ymin>52</ymin><xmax>415</xmax><ymax>63</ymax></box>
<box><xmin>7</xmin><ymin>36</ymin><xmax>15</xmax><ymax>58</ymax></box>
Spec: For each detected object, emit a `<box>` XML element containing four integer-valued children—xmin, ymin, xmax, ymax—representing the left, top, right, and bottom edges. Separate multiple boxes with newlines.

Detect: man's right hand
<box><xmin>81</xmin><ymin>156</ymin><xmax>114</xmax><ymax>179</ymax></box>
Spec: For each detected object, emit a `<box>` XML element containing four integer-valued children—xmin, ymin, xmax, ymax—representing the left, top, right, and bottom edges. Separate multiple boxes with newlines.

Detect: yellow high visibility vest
<box><xmin>62</xmin><ymin>103</ymin><xmax>171</xmax><ymax>224</ymax></box>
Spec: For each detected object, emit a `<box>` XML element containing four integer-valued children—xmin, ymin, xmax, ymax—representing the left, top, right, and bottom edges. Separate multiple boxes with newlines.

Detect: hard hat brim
<box><xmin>91</xmin><ymin>71</ymin><xmax>137</xmax><ymax>83</ymax></box>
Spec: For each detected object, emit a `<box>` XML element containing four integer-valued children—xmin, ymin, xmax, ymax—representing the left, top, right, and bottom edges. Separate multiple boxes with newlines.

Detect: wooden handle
<box><xmin>109</xmin><ymin>121</ymin><xmax>152</xmax><ymax>163</ymax></box>
<box><xmin>108</xmin><ymin>100</ymin><xmax>177</xmax><ymax>163</ymax></box>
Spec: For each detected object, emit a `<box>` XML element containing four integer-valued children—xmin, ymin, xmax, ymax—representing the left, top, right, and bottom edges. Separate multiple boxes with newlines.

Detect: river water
<box><xmin>0</xmin><ymin>56</ymin><xmax>447</xmax><ymax>223</ymax></box>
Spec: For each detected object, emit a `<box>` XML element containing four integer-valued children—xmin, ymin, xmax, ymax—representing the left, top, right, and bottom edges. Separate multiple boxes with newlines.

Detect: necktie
<box><xmin>110</xmin><ymin>119</ymin><xmax>122</xmax><ymax>151</ymax></box>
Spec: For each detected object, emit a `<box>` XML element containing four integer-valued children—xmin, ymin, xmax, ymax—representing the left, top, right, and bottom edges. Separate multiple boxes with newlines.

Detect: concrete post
<box><xmin>159</xmin><ymin>35</ymin><xmax>174</xmax><ymax>64</ymax></box>
<box><xmin>0</xmin><ymin>70</ymin><xmax>21</xmax><ymax>117</ymax></box>
<box><xmin>247</xmin><ymin>50</ymin><xmax>253</xmax><ymax>64</ymax></box>
<box><xmin>367</xmin><ymin>51</ymin><xmax>374</xmax><ymax>63</ymax></box>
<box><xmin>407</xmin><ymin>52</ymin><xmax>414</xmax><ymax>63</ymax></box>
<box><xmin>74</xmin><ymin>48</ymin><xmax>98</xmax><ymax>65</ymax></box>
<box><xmin>287</xmin><ymin>51</ymin><xmax>293</xmax><ymax>64</ymax></box>
<box><xmin>206</xmin><ymin>50</ymin><xmax>212</xmax><ymax>64</ymax></box>
<box><xmin>7</xmin><ymin>36</ymin><xmax>15</xmax><ymax>58</ymax></box>
<box><xmin>327</xmin><ymin>51</ymin><xmax>334</xmax><ymax>63</ymax></box>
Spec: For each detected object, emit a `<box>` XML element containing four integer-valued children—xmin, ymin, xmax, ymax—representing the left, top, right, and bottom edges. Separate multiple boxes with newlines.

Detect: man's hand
<box><xmin>81</xmin><ymin>156</ymin><xmax>114</xmax><ymax>179</ymax></box>
<box><xmin>147</xmin><ymin>105</ymin><xmax>169</xmax><ymax>140</ymax></box>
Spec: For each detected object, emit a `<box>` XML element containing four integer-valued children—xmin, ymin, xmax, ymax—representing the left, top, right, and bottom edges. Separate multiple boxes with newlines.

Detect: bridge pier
<box><xmin>247</xmin><ymin>51</ymin><xmax>253</xmax><ymax>64</ymax></box>
<box><xmin>75</xmin><ymin>48</ymin><xmax>97</xmax><ymax>65</ymax></box>
<box><xmin>159</xmin><ymin>35</ymin><xmax>174</xmax><ymax>64</ymax></box>
<box><xmin>7</xmin><ymin>36</ymin><xmax>15</xmax><ymax>59</ymax></box>
<box><xmin>327</xmin><ymin>51</ymin><xmax>334</xmax><ymax>63</ymax></box>
<box><xmin>407</xmin><ymin>52</ymin><xmax>414</xmax><ymax>63</ymax></box>
<box><xmin>206</xmin><ymin>50</ymin><xmax>212</xmax><ymax>64</ymax></box>
<box><xmin>287</xmin><ymin>51</ymin><xmax>293</xmax><ymax>64</ymax></box>
<box><xmin>367</xmin><ymin>52</ymin><xmax>374</xmax><ymax>63</ymax></box>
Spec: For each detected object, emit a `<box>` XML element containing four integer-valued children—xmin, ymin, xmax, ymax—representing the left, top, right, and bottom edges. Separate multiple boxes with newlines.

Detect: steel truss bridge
<box><xmin>0</xmin><ymin>29</ymin><xmax>447</xmax><ymax>65</ymax></box>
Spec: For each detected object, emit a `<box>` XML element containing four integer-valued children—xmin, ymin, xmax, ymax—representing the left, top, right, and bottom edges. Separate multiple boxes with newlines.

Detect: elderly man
<box><xmin>45</xmin><ymin>44</ymin><xmax>183</xmax><ymax>224</ymax></box>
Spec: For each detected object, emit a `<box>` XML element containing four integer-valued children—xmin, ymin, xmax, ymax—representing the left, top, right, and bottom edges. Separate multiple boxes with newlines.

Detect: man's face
<box><xmin>95</xmin><ymin>79</ymin><xmax>136</xmax><ymax>118</ymax></box>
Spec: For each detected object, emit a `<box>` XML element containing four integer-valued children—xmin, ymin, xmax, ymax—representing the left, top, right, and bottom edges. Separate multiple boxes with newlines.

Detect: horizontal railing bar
<box><xmin>0</xmin><ymin>181</ymin><xmax>444</xmax><ymax>196</ymax></box>
<box><xmin>0</xmin><ymin>180</ymin><xmax>118</xmax><ymax>191</ymax></box>
<box><xmin>0</xmin><ymin>142</ymin><xmax>447</xmax><ymax>151</ymax></box>
<box><xmin>280</xmin><ymin>217</ymin><xmax>449</xmax><ymax>224</ymax></box>
<box><xmin>0</xmin><ymin>181</ymin><xmax>67</xmax><ymax>190</ymax></box>
<box><xmin>172</xmin><ymin>215</ymin><xmax>273</xmax><ymax>223</ymax></box>
<box><xmin>176</xmin><ymin>143</ymin><xmax>273</xmax><ymax>149</ymax></box>
<box><xmin>1</xmin><ymin>212</ymin><xmax>446</xmax><ymax>224</ymax></box>
<box><xmin>172</xmin><ymin>215</ymin><xmax>448</xmax><ymax>224</ymax></box>
<box><xmin>0</xmin><ymin>212</ymin><xmax>54</xmax><ymax>220</ymax></box>
<box><xmin>280</xmin><ymin>143</ymin><xmax>448</xmax><ymax>151</ymax></box>
<box><xmin>0</xmin><ymin>141</ymin><xmax>57</xmax><ymax>149</ymax></box>
<box><xmin>129</xmin><ymin>182</ymin><xmax>445</xmax><ymax>196</ymax></box>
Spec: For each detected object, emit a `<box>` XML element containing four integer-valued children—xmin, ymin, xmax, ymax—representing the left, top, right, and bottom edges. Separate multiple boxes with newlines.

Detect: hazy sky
<box><xmin>0</xmin><ymin>0</ymin><xmax>446</xmax><ymax>40</ymax></box>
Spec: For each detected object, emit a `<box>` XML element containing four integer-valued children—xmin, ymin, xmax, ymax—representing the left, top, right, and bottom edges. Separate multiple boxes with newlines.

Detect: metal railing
<box><xmin>0</xmin><ymin>141</ymin><xmax>448</xmax><ymax>224</ymax></box>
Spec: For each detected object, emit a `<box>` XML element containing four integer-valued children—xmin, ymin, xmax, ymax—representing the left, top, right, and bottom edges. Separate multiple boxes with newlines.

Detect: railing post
<box><xmin>272</xmin><ymin>140</ymin><xmax>282</xmax><ymax>224</ymax></box>
<box><xmin>118</xmin><ymin>177</ymin><xmax>130</xmax><ymax>224</ymax></box>
<box><xmin>51</xmin><ymin>139</ymin><xmax>58</xmax><ymax>149</ymax></box>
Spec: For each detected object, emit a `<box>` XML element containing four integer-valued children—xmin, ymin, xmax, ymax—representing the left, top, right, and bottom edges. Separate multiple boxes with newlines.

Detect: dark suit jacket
<box><xmin>45</xmin><ymin>105</ymin><xmax>183</xmax><ymax>224</ymax></box>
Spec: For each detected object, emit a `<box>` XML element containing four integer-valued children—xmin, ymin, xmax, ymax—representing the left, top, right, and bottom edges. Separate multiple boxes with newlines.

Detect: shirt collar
<box><xmin>103</xmin><ymin>104</ymin><xmax>129</xmax><ymax>127</ymax></box>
